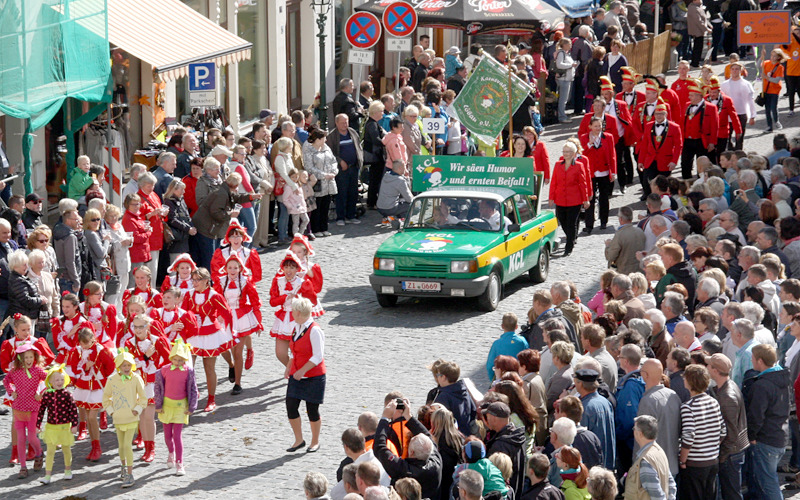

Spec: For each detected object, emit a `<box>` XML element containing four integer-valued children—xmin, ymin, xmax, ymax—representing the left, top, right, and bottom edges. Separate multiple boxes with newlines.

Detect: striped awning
<box><xmin>107</xmin><ymin>0</ymin><xmax>252</xmax><ymax>82</ymax></box>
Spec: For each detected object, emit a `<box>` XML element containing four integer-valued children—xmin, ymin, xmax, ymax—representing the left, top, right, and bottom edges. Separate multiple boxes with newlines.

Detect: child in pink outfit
<box><xmin>284</xmin><ymin>169</ymin><xmax>309</xmax><ymax>236</ymax></box>
<box><xmin>3</xmin><ymin>343</ymin><xmax>46</xmax><ymax>477</ymax></box>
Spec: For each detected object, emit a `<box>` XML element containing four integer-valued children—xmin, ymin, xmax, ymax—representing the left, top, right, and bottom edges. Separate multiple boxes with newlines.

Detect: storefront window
<box><xmin>181</xmin><ymin>0</ymin><xmax>208</xmax><ymax>16</ymax></box>
<box><xmin>334</xmin><ymin>0</ymin><xmax>352</xmax><ymax>81</ymax></box>
<box><xmin>238</xmin><ymin>0</ymin><xmax>268</xmax><ymax>123</ymax></box>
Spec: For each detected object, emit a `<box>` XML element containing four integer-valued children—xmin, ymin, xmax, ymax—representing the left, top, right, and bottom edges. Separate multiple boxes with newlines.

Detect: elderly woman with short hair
<box><xmin>7</xmin><ymin>249</ymin><xmax>47</xmax><ymax>323</ymax></box>
<box><xmin>303</xmin><ymin>471</ymin><xmax>329</xmax><ymax>500</ymax></box>
<box><xmin>27</xmin><ymin>249</ymin><xmax>58</xmax><ymax>337</ymax></box>
<box><xmin>364</xmin><ymin>100</ymin><xmax>387</xmax><ymax>209</ymax></box>
<box><xmin>26</xmin><ymin>226</ymin><xmax>58</xmax><ymax>274</ymax></box>
<box><xmin>137</xmin><ymin>171</ymin><xmax>167</xmax><ymax>286</ymax></box>
<box><xmin>192</xmin><ymin>172</ymin><xmax>262</xmax><ymax>269</ymax></box>
<box><xmin>163</xmin><ymin>179</ymin><xmax>196</xmax><ymax>262</ymax></box>
<box><xmin>195</xmin><ymin>157</ymin><xmax>224</xmax><ymax>208</ymax></box>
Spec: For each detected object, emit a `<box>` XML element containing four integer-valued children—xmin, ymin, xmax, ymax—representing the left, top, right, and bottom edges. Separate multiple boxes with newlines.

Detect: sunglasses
<box><xmin>38</xmin><ymin>239</ymin><xmax>48</xmax><ymax>244</ymax></box>
<box><xmin>90</xmin><ymin>218</ymin><xmax>100</xmax><ymax>222</ymax></box>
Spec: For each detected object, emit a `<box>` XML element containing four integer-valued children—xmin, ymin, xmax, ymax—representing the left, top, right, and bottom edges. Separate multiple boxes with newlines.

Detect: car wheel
<box><xmin>376</xmin><ymin>293</ymin><xmax>398</xmax><ymax>307</ymax></box>
<box><xmin>477</xmin><ymin>271</ymin><xmax>501</xmax><ymax>311</ymax></box>
<box><xmin>529</xmin><ymin>245</ymin><xmax>550</xmax><ymax>283</ymax></box>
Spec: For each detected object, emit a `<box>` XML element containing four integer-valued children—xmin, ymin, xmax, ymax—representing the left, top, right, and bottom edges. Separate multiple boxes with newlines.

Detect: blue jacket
<box><xmin>614</xmin><ymin>370</ymin><xmax>645</xmax><ymax>449</ymax></box>
<box><xmin>486</xmin><ymin>331</ymin><xmax>529</xmax><ymax>380</ymax></box>
<box><xmin>434</xmin><ymin>379</ymin><xmax>477</xmax><ymax>434</ymax></box>
<box><xmin>580</xmin><ymin>391</ymin><xmax>616</xmax><ymax>470</ymax></box>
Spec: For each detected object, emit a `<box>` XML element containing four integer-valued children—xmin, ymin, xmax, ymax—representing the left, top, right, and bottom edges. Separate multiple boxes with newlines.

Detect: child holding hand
<box><xmin>154</xmin><ymin>338</ymin><xmax>198</xmax><ymax>476</ymax></box>
<box><xmin>36</xmin><ymin>365</ymin><xmax>79</xmax><ymax>484</ymax></box>
<box><xmin>3</xmin><ymin>342</ymin><xmax>46</xmax><ymax>478</ymax></box>
<box><xmin>284</xmin><ymin>168</ymin><xmax>310</xmax><ymax>237</ymax></box>
<box><xmin>103</xmin><ymin>350</ymin><xmax>147</xmax><ymax>488</ymax></box>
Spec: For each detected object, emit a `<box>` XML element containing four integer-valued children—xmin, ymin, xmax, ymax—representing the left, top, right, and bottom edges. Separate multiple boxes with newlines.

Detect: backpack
<box><xmin>549</xmin><ymin>50</ymin><xmax>568</xmax><ymax>78</ymax></box>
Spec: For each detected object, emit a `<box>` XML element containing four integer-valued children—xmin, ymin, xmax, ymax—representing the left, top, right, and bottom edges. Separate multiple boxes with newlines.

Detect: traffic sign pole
<box><xmin>382</xmin><ymin>3</ymin><xmax>417</xmax><ymax>95</ymax></box>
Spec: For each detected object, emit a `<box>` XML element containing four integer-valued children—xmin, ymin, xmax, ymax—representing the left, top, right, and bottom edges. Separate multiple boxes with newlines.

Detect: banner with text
<box><xmin>448</xmin><ymin>55</ymin><xmax>533</xmax><ymax>145</ymax></box>
<box><xmin>412</xmin><ymin>155</ymin><xmax>538</xmax><ymax>195</ymax></box>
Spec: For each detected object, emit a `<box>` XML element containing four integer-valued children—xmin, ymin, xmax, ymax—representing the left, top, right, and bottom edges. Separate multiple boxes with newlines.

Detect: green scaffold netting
<box><xmin>0</xmin><ymin>0</ymin><xmax>110</xmax><ymax>130</ymax></box>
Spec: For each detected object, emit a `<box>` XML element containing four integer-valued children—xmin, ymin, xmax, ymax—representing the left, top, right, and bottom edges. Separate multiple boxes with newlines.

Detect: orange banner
<box><xmin>738</xmin><ymin>10</ymin><xmax>791</xmax><ymax>45</ymax></box>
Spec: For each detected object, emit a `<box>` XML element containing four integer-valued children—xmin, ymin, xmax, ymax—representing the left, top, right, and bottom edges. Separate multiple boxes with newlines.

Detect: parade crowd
<box><xmin>3</xmin><ymin>1</ymin><xmax>800</xmax><ymax>498</ymax></box>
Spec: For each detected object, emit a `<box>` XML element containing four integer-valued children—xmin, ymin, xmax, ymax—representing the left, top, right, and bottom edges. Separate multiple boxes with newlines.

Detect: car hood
<box><xmin>376</xmin><ymin>229</ymin><xmax>504</xmax><ymax>257</ymax></box>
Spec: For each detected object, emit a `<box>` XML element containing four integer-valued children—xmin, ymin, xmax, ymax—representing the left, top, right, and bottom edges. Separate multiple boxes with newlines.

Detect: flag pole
<box><xmin>507</xmin><ymin>41</ymin><xmax>513</xmax><ymax>157</ymax></box>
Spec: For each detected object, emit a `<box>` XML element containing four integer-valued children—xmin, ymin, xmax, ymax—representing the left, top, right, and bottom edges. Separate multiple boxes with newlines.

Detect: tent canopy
<box><xmin>355</xmin><ymin>0</ymin><xmax>566</xmax><ymax>35</ymax></box>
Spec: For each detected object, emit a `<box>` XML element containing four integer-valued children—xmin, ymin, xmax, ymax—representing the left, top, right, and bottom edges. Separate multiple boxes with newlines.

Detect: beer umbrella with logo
<box><xmin>355</xmin><ymin>0</ymin><xmax>565</xmax><ymax>36</ymax></box>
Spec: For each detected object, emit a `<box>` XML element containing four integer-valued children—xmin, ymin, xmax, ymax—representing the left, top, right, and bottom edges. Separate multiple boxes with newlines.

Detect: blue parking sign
<box><xmin>188</xmin><ymin>62</ymin><xmax>216</xmax><ymax>91</ymax></box>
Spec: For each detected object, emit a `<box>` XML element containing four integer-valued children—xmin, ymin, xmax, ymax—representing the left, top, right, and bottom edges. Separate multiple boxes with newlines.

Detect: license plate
<box><xmin>401</xmin><ymin>281</ymin><xmax>442</xmax><ymax>292</ymax></box>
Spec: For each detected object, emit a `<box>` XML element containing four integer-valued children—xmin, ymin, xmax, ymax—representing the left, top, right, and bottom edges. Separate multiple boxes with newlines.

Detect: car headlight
<box><xmin>373</xmin><ymin>257</ymin><xmax>395</xmax><ymax>271</ymax></box>
<box><xmin>451</xmin><ymin>260</ymin><xmax>478</xmax><ymax>273</ymax></box>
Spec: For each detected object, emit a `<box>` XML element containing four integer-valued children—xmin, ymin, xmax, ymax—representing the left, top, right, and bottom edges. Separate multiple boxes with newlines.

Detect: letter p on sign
<box><xmin>188</xmin><ymin>62</ymin><xmax>216</xmax><ymax>91</ymax></box>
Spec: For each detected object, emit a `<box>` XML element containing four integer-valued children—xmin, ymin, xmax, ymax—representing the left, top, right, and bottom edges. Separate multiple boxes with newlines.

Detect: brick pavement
<box><xmin>1</xmin><ymin>58</ymin><xmax>800</xmax><ymax>498</ymax></box>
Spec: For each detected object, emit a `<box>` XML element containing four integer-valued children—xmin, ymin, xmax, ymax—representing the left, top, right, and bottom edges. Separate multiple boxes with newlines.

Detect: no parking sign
<box><xmin>382</xmin><ymin>1</ymin><xmax>418</xmax><ymax>38</ymax></box>
<box><xmin>345</xmin><ymin>12</ymin><xmax>382</xmax><ymax>49</ymax></box>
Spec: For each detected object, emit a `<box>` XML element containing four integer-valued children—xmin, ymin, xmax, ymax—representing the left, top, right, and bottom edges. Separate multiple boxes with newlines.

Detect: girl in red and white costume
<box><xmin>51</xmin><ymin>293</ymin><xmax>94</xmax><ymax>365</ymax></box>
<box><xmin>270</xmin><ymin>251</ymin><xmax>317</xmax><ymax>367</ymax></box>
<box><xmin>121</xmin><ymin>266</ymin><xmax>163</xmax><ymax>317</ymax></box>
<box><xmin>210</xmin><ymin>222</ymin><xmax>262</xmax><ymax>283</ymax></box>
<box><xmin>123</xmin><ymin>314</ymin><xmax>170</xmax><ymax>463</ymax></box>
<box><xmin>213</xmin><ymin>254</ymin><xmax>262</xmax><ymax>395</ymax></box>
<box><xmin>150</xmin><ymin>287</ymin><xmax>198</xmax><ymax>344</ymax></box>
<box><xmin>117</xmin><ymin>295</ymin><xmax>166</xmax><ymax>348</ymax></box>
<box><xmin>80</xmin><ymin>281</ymin><xmax>119</xmax><ymax>351</ymax></box>
<box><xmin>181</xmin><ymin>267</ymin><xmax>235</xmax><ymax>412</ymax></box>
<box><xmin>65</xmin><ymin>328</ymin><xmax>115</xmax><ymax>461</ymax></box>
<box><xmin>285</xmin><ymin>234</ymin><xmax>324</xmax><ymax>318</ymax></box>
<box><xmin>1</xmin><ymin>314</ymin><xmax>54</xmax><ymax>465</ymax></box>
<box><xmin>160</xmin><ymin>253</ymin><xmax>195</xmax><ymax>300</ymax></box>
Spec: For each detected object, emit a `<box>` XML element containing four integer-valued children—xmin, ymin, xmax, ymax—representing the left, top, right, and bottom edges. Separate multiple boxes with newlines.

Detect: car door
<box><xmin>501</xmin><ymin>197</ymin><xmax>527</xmax><ymax>281</ymax></box>
<box><xmin>513</xmin><ymin>193</ymin><xmax>541</xmax><ymax>272</ymax></box>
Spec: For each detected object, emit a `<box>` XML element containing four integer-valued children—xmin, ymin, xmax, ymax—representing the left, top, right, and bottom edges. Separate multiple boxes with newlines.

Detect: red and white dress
<box><xmin>79</xmin><ymin>301</ymin><xmax>119</xmax><ymax>351</ymax></box>
<box><xmin>124</xmin><ymin>333</ymin><xmax>171</xmax><ymax>405</ymax></box>
<box><xmin>51</xmin><ymin>313</ymin><xmax>95</xmax><ymax>364</ymax></box>
<box><xmin>160</xmin><ymin>275</ymin><xmax>194</xmax><ymax>300</ymax></box>
<box><xmin>211</xmin><ymin>245</ymin><xmax>263</xmax><ymax>283</ymax></box>
<box><xmin>214</xmin><ymin>275</ymin><xmax>263</xmax><ymax>339</ymax></box>
<box><xmin>181</xmin><ymin>288</ymin><xmax>235</xmax><ymax>357</ymax></box>
<box><xmin>150</xmin><ymin>306</ymin><xmax>198</xmax><ymax>343</ymax></box>
<box><xmin>0</xmin><ymin>336</ymin><xmax>55</xmax><ymax>406</ymax></box>
<box><xmin>292</xmin><ymin>257</ymin><xmax>324</xmax><ymax>317</ymax></box>
<box><xmin>269</xmin><ymin>273</ymin><xmax>317</xmax><ymax>341</ymax></box>
<box><xmin>116</xmin><ymin>315</ymin><xmax>166</xmax><ymax>349</ymax></box>
<box><xmin>65</xmin><ymin>342</ymin><xmax>115</xmax><ymax>410</ymax></box>
<box><xmin>121</xmin><ymin>286</ymin><xmax>164</xmax><ymax>316</ymax></box>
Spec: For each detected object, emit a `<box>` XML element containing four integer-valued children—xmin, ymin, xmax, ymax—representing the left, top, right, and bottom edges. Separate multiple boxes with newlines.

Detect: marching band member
<box><xmin>210</xmin><ymin>221</ymin><xmax>262</xmax><ymax>283</ymax></box>
<box><xmin>160</xmin><ymin>253</ymin><xmax>196</xmax><ymax>300</ymax></box>
<box><xmin>638</xmin><ymin>102</ymin><xmax>684</xmax><ymax>195</ymax></box>
<box><xmin>681</xmin><ymin>79</ymin><xmax>719</xmax><ymax>180</ymax></box>
<box><xmin>706</xmin><ymin>75</ymin><xmax>742</xmax><ymax>162</ymax></box>
<box><xmin>151</xmin><ymin>287</ymin><xmax>198</xmax><ymax>344</ymax></box>
<box><xmin>600</xmin><ymin>76</ymin><xmax>635</xmax><ymax>193</ymax></box>
<box><xmin>580</xmin><ymin>116</ymin><xmax>618</xmax><ymax>233</ymax></box>
<box><xmin>52</xmin><ymin>293</ymin><xmax>94</xmax><ymax>365</ymax></box>
<box><xmin>270</xmin><ymin>251</ymin><xmax>317</xmax><ymax>367</ymax></box>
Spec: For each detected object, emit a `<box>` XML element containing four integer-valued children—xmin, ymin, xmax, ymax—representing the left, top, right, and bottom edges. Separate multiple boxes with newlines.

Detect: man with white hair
<box><xmin>610</xmin><ymin>274</ymin><xmax>645</xmax><ymax>324</ymax></box>
<box><xmin>332</xmin><ymin>78</ymin><xmax>364</xmax><ymax>129</ymax></box>
<box><xmin>364</xmin><ymin>486</ymin><xmax>389</xmax><ymax>500</ymax></box>
<box><xmin>547</xmin><ymin>416</ymin><xmax>577</xmax><ymax>487</ymax></box>
<box><xmin>457</xmin><ymin>469</ymin><xmax>485</xmax><ymax>500</ymax></box>
<box><xmin>646</xmin><ymin>309</ymin><xmax>674</xmax><ymax>367</ymax></box>
<box><xmin>718</xmin><ymin>210</ymin><xmax>745</xmax><ymax>246</ymax></box>
<box><xmin>737</xmin><ymin>169</ymin><xmax>760</xmax><ymax>206</ymax></box>
<box><xmin>175</xmin><ymin>133</ymin><xmax>199</xmax><ymax>178</ymax></box>
<box><xmin>642</xmin><ymin>214</ymin><xmax>671</xmax><ymax>252</ymax></box>
<box><xmin>728</xmin><ymin>173</ymin><xmax>758</xmax><ymax>232</ymax></box>
<box><xmin>673</xmin><ymin>320</ymin><xmax>701</xmax><ymax>351</ymax></box>
<box><xmin>755</xmin><ymin>226</ymin><xmax>792</xmax><ymax>277</ymax></box>
<box><xmin>734</xmin><ymin>245</ymin><xmax>761</xmax><ymax>300</ymax></box>
<box><xmin>637</xmin><ymin>358</ymin><xmax>682</xmax><ymax>476</ymax></box>
<box><xmin>153</xmin><ymin>151</ymin><xmax>177</xmax><ymax>199</ymax></box>
<box><xmin>695</xmin><ymin>278</ymin><xmax>725</xmax><ymax>317</ymax></box>
<box><xmin>122</xmin><ymin>163</ymin><xmax>147</xmax><ymax>201</ymax></box>
<box><xmin>374</xmin><ymin>399</ymin><xmax>442</xmax><ymax>499</ymax></box>
<box><xmin>698</xmin><ymin>198</ymin><xmax>721</xmax><ymax>235</ymax></box>
<box><xmin>661</xmin><ymin>292</ymin><xmax>686</xmax><ymax>335</ymax></box>
<box><xmin>740</xmin><ymin>301</ymin><xmax>776</xmax><ymax>347</ymax></box>
<box><xmin>745</xmin><ymin>264</ymin><xmax>781</xmax><ymax>319</ymax></box>
<box><xmin>729</xmin><ymin>318</ymin><xmax>759</xmax><ymax>387</ymax></box>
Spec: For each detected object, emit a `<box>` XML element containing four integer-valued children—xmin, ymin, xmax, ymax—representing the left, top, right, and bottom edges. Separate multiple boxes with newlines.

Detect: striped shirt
<box><xmin>680</xmin><ymin>392</ymin><xmax>726</xmax><ymax>466</ymax></box>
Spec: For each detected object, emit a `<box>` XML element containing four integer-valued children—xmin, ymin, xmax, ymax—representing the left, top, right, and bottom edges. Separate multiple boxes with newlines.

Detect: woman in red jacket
<box><xmin>137</xmin><ymin>172</ymin><xmax>167</xmax><ymax>288</ymax></box>
<box><xmin>579</xmin><ymin>116</ymin><xmax>618</xmax><ymax>233</ymax></box>
<box><xmin>549</xmin><ymin>139</ymin><xmax>591</xmax><ymax>257</ymax></box>
<box><xmin>121</xmin><ymin>194</ymin><xmax>152</xmax><ymax>281</ymax></box>
<box><xmin>523</xmin><ymin>126</ymin><xmax>551</xmax><ymax>182</ymax></box>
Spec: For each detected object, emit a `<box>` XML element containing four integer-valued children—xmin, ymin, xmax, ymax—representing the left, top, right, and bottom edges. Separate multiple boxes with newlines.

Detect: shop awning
<box><xmin>107</xmin><ymin>0</ymin><xmax>252</xmax><ymax>82</ymax></box>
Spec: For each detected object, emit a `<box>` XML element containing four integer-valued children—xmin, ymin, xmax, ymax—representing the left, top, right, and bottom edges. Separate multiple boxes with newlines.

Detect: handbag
<box><xmin>274</xmin><ymin>176</ymin><xmax>286</xmax><ymax>196</ymax></box>
<box><xmin>756</xmin><ymin>65</ymin><xmax>779</xmax><ymax>107</ymax></box>
<box><xmin>163</xmin><ymin>224</ymin><xmax>175</xmax><ymax>245</ymax></box>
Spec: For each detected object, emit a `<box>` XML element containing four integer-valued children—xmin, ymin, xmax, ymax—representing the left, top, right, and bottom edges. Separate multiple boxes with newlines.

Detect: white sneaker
<box><xmin>777</xmin><ymin>121</ymin><xmax>784</xmax><ymax>129</ymax></box>
<box><xmin>347</xmin><ymin>218</ymin><xmax>361</xmax><ymax>224</ymax></box>
<box><xmin>63</xmin><ymin>470</ymin><xmax>72</xmax><ymax>480</ymax></box>
<box><xmin>336</xmin><ymin>220</ymin><xmax>345</xmax><ymax>226</ymax></box>
<box><xmin>176</xmin><ymin>462</ymin><xmax>185</xmax><ymax>476</ymax></box>
<box><xmin>167</xmin><ymin>452</ymin><xmax>175</xmax><ymax>468</ymax></box>
<box><xmin>39</xmin><ymin>475</ymin><xmax>51</xmax><ymax>485</ymax></box>
<box><xmin>322</xmin><ymin>231</ymin><xmax>332</xmax><ymax>237</ymax></box>
<box><xmin>314</xmin><ymin>232</ymin><xmax>325</xmax><ymax>238</ymax></box>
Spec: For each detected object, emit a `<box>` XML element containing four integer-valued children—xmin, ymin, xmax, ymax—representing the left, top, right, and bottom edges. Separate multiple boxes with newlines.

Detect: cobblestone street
<box><xmin>2</xmin><ymin>59</ymin><xmax>800</xmax><ymax>498</ymax></box>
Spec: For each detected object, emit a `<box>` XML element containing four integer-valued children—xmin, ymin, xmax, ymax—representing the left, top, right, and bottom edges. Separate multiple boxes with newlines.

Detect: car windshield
<box><xmin>405</xmin><ymin>196</ymin><xmax>506</xmax><ymax>232</ymax></box>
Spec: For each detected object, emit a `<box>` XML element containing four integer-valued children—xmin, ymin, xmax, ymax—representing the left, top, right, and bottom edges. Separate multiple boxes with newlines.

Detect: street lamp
<box><xmin>310</xmin><ymin>0</ymin><xmax>332</xmax><ymax>130</ymax></box>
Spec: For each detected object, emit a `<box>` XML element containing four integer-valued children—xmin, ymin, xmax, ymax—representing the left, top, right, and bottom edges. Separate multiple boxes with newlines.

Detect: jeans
<box><xmin>746</xmin><ymin>442</ymin><xmax>783</xmax><ymax>500</ymax></box>
<box><xmin>378</xmin><ymin>202</ymin><xmax>410</xmax><ymax>218</ymax></box>
<box><xmin>59</xmin><ymin>279</ymin><xmax>78</xmax><ymax>296</ymax></box>
<box><xmin>335</xmin><ymin>165</ymin><xmax>359</xmax><ymax>221</ymax></box>
<box><xmin>237</xmin><ymin>206</ymin><xmax>256</xmax><ymax>245</ymax></box>
<box><xmin>678</xmin><ymin>29</ymin><xmax>691</xmax><ymax>59</ymax></box>
<box><xmin>792</xmin><ymin>418</ymin><xmax>800</xmax><ymax>469</ymax></box>
<box><xmin>710</xmin><ymin>22</ymin><xmax>723</xmax><ymax>60</ymax></box>
<box><xmin>195</xmin><ymin>233</ymin><xmax>218</xmax><ymax>270</ymax></box>
<box><xmin>679</xmin><ymin>463</ymin><xmax>718</xmax><ymax>499</ymax></box>
<box><xmin>764</xmin><ymin>93</ymin><xmax>779</xmax><ymax>129</ymax></box>
<box><xmin>557</xmin><ymin>79</ymin><xmax>573</xmax><ymax>122</ymax></box>
<box><xmin>717</xmin><ymin>450</ymin><xmax>745</xmax><ymax>500</ymax></box>
<box><xmin>277</xmin><ymin>202</ymin><xmax>290</xmax><ymax>241</ymax></box>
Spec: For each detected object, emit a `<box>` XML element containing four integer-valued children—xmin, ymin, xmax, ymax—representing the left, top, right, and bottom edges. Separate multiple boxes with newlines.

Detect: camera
<box><xmin>395</xmin><ymin>398</ymin><xmax>405</xmax><ymax>410</ymax></box>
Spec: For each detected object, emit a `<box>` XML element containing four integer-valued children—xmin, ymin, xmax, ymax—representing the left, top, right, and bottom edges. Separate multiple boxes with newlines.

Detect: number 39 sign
<box><xmin>423</xmin><ymin>117</ymin><xmax>447</xmax><ymax>134</ymax></box>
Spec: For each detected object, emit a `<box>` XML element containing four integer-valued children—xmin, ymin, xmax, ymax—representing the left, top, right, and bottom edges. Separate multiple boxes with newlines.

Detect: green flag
<box><xmin>448</xmin><ymin>55</ymin><xmax>533</xmax><ymax>146</ymax></box>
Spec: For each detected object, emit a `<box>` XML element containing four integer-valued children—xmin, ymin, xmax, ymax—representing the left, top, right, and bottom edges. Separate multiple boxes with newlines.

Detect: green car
<box><xmin>369</xmin><ymin>180</ymin><xmax>558</xmax><ymax>311</ymax></box>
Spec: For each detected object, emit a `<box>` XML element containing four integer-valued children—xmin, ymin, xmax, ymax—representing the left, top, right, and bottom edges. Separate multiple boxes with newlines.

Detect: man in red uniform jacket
<box><xmin>656</xmin><ymin>74</ymin><xmax>683</xmax><ymax>124</ymax></box>
<box><xmin>680</xmin><ymin>78</ymin><xmax>718</xmax><ymax>179</ymax></box>
<box><xmin>617</xmin><ymin>67</ymin><xmax>646</xmax><ymax>114</ymax></box>
<box><xmin>670</xmin><ymin>61</ymin><xmax>692</xmax><ymax>105</ymax></box>
<box><xmin>705</xmin><ymin>75</ymin><xmax>742</xmax><ymax>163</ymax></box>
<box><xmin>638</xmin><ymin>102</ymin><xmax>683</xmax><ymax>197</ymax></box>
<box><xmin>634</xmin><ymin>78</ymin><xmax>672</xmax><ymax>139</ymax></box>
<box><xmin>600</xmin><ymin>76</ymin><xmax>635</xmax><ymax>193</ymax></box>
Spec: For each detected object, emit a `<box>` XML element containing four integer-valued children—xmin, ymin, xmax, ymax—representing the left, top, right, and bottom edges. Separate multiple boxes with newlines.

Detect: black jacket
<box><xmin>660</xmin><ymin>260</ymin><xmax>697</xmax><ymax>315</ymax></box>
<box><xmin>363</xmin><ymin>118</ymin><xmax>386</xmax><ymax>166</ymax></box>
<box><xmin>164</xmin><ymin>196</ymin><xmax>193</xmax><ymax>254</ymax></box>
<box><xmin>331</xmin><ymin>91</ymin><xmax>363</xmax><ymax>129</ymax></box>
<box><xmin>21</xmin><ymin>208</ymin><xmax>42</xmax><ymax>231</ymax></box>
<box><xmin>522</xmin><ymin>307</ymin><xmax>577</xmax><ymax>352</ymax></box>
<box><xmin>433</xmin><ymin>380</ymin><xmax>476</xmax><ymax>435</ymax></box>
<box><xmin>374</xmin><ymin>416</ymin><xmax>442</xmax><ymax>499</ymax></box>
<box><xmin>520</xmin><ymin>479</ymin><xmax>566</xmax><ymax>500</ymax></box>
<box><xmin>437</xmin><ymin>438</ymin><xmax>461</xmax><ymax>500</ymax></box>
<box><xmin>486</xmin><ymin>423</ymin><xmax>527</xmax><ymax>496</ymax></box>
<box><xmin>743</xmin><ymin>367</ymin><xmax>790</xmax><ymax>448</ymax></box>
<box><xmin>8</xmin><ymin>270</ymin><xmax>42</xmax><ymax>320</ymax></box>
<box><xmin>412</xmin><ymin>64</ymin><xmax>429</xmax><ymax>92</ymax></box>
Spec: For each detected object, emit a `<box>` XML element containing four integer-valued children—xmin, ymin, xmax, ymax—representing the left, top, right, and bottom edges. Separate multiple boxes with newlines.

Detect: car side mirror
<box><xmin>507</xmin><ymin>223</ymin><xmax>520</xmax><ymax>233</ymax></box>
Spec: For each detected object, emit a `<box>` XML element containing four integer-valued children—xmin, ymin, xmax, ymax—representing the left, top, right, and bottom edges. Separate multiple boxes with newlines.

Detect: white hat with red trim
<box><xmin>280</xmin><ymin>250</ymin><xmax>306</xmax><ymax>272</ymax></box>
<box><xmin>218</xmin><ymin>252</ymin><xmax>251</xmax><ymax>277</ymax></box>
<box><xmin>222</xmin><ymin>220</ymin><xmax>252</xmax><ymax>246</ymax></box>
<box><xmin>290</xmin><ymin>233</ymin><xmax>315</xmax><ymax>256</ymax></box>
<box><xmin>167</xmin><ymin>253</ymin><xmax>197</xmax><ymax>274</ymax></box>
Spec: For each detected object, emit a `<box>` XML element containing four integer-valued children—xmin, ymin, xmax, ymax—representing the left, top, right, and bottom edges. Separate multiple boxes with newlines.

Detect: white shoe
<box><xmin>336</xmin><ymin>220</ymin><xmax>345</xmax><ymax>226</ymax></box>
<box><xmin>39</xmin><ymin>475</ymin><xmax>51</xmax><ymax>485</ymax></box>
<box><xmin>777</xmin><ymin>121</ymin><xmax>784</xmax><ymax>129</ymax></box>
<box><xmin>322</xmin><ymin>231</ymin><xmax>332</xmax><ymax>237</ymax></box>
<box><xmin>176</xmin><ymin>462</ymin><xmax>185</xmax><ymax>476</ymax></box>
<box><xmin>63</xmin><ymin>470</ymin><xmax>73</xmax><ymax>480</ymax></box>
<box><xmin>167</xmin><ymin>452</ymin><xmax>175</xmax><ymax>468</ymax></box>
<box><xmin>314</xmin><ymin>232</ymin><xmax>325</xmax><ymax>238</ymax></box>
<box><xmin>347</xmin><ymin>218</ymin><xmax>361</xmax><ymax>224</ymax></box>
